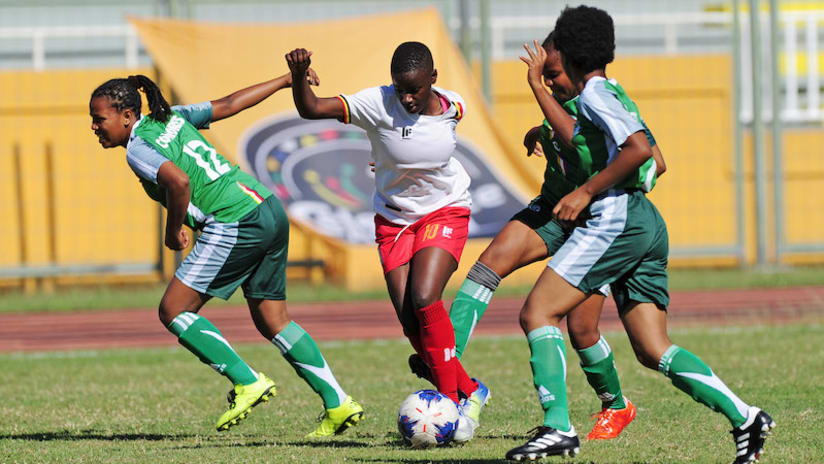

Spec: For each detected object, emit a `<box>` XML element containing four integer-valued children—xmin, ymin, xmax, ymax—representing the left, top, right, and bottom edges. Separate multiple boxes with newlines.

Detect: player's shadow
<box><xmin>286</xmin><ymin>439</ymin><xmax>372</xmax><ymax>448</ymax></box>
<box><xmin>0</xmin><ymin>429</ymin><xmax>196</xmax><ymax>441</ymax></box>
<box><xmin>355</xmin><ymin>459</ymin><xmax>507</xmax><ymax>464</ymax></box>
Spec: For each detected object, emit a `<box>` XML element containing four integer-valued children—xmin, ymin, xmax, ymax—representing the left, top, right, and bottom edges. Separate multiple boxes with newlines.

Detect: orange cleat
<box><xmin>586</xmin><ymin>398</ymin><xmax>636</xmax><ymax>440</ymax></box>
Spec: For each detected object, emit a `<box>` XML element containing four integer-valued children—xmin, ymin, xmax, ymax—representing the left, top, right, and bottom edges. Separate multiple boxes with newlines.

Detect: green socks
<box><xmin>575</xmin><ymin>336</ymin><xmax>626</xmax><ymax>409</ymax></box>
<box><xmin>528</xmin><ymin>326</ymin><xmax>571</xmax><ymax>432</ymax></box>
<box><xmin>450</xmin><ymin>262</ymin><xmax>501</xmax><ymax>359</ymax></box>
<box><xmin>659</xmin><ymin>345</ymin><xmax>750</xmax><ymax>427</ymax></box>
<box><xmin>167</xmin><ymin>311</ymin><xmax>259</xmax><ymax>386</ymax></box>
<box><xmin>451</xmin><ymin>279</ymin><xmax>492</xmax><ymax>359</ymax></box>
<box><xmin>271</xmin><ymin>321</ymin><xmax>347</xmax><ymax>409</ymax></box>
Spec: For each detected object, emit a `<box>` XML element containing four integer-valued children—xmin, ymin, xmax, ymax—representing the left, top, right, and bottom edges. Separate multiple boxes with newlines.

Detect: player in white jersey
<box><xmin>286</xmin><ymin>42</ymin><xmax>489</xmax><ymax>441</ymax></box>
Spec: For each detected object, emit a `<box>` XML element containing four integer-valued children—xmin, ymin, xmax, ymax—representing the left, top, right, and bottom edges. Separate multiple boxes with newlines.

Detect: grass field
<box><xmin>2</xmin><ymin>324</ymin><xmax>821</xmax><ymax>463</ymax></box>
<box><xmin>2</xmin><ymin>266</ymin><xmax>824</xmax><ymax>313</ymax></box>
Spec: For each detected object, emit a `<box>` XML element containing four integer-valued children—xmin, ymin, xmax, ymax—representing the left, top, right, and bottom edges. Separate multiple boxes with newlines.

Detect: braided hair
<box><xmin>90</xmin><ymin>74</ymin><xmax>172</xmax><ymax>123</ymax></box>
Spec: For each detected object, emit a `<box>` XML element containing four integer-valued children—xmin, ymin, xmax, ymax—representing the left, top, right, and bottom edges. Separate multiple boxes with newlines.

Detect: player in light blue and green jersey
<box><xmin>446</xmin><ymin>32</ymin><xmax>661</xmax><ymax>442</ymax></box>
<box><xmin>506</xmin><ymin>6</ymin><xmax>774</xmax><ymax>462</ymax></box>
<box><xmin>89</xmin><ymin>72</ymin><xmax>363</xmax><ymax>438</ymax></box>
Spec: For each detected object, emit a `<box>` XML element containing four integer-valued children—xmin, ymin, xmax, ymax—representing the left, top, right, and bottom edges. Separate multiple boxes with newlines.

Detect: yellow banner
<box><xmin>130</xmin><ymin>9</ymin><xmax>538</xmax><ymax>194</ymax></box>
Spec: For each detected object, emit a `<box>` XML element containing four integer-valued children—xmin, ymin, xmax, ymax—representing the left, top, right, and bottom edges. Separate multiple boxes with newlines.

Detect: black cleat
<box><xmin>506</xmin><ymin>425</ymin><xmax>580</xmax><ymax>461</ymax></box>
<box><xmin>408</xmin><ymin>353</ymin><xmax>433</xmax><ymax>383</ymax></box>
<box><xmin>732</xmin><ymin>407</ymin><xmax>775</xmax><ymax>464</ymax></box>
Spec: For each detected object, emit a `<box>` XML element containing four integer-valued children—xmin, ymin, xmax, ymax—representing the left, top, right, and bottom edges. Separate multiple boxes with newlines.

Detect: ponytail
<box><xmin>128</xmin><ymin>75</ymin><xmax>171</xmax><ymax>123</ymax></box>
<box><xmin>90</xmin><ymin>74</ymin><xmax>171</xmax><ymax>123</ymax></box>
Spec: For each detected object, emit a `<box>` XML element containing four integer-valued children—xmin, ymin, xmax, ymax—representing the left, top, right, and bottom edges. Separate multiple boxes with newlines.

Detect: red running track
<box><xmin>1</xmin><ymin>286</ymin><xmax>823</xmax><ymax>352</ymax></box>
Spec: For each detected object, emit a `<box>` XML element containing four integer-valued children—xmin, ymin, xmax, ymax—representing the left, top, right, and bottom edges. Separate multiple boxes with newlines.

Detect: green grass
<box><xmin>1</xmin><ymin>324</ymin><xmax>821</xmax><ymax>463</ymax></box>
<box><xmin>2</xmin><ymin>265</ymin><xmax>824</xmax><ymax>313</ymax></box>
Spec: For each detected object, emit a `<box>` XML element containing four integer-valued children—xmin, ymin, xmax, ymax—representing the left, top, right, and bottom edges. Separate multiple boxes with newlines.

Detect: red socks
<box><xmin>416</xmin><ymin>300</ymin><xmax>476</xmax><ymax>403</ymax></box>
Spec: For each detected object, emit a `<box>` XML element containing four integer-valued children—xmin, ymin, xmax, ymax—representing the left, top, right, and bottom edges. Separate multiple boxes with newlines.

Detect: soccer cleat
<box><xmin>408</xmin><ymin>353</ymin><xmax>433</xmax><ymax>383</ymax></box>
<box><xmin>305</xmin><ymin>396</ymin><xmax>364</xmax><ymax>438</ymax></box>
<box><xmin>586</xmin><ymin>397</ymin><xmax>637</xmax><ymax>440</ymax></box>
<box><xmin>505</xmin><ymin>425</ymin><xmax>580</xmax><ymax>461</ymax></box>
<box><xmin>461</xmin><ymin>378</ymin><xmax>491</xmax><ymax>426</ymax></box>
<box><xmin>452</xmin><ymin>406</ymin><xmax>478</xmax><ymax>444</ymax></box>
<box><xmin>216</xmin><ymin>372</ymin><xmax>276</xmax><ymax>431</ymax></box>
<box><xmin>731</xmin><ymin>407</ymin><xmax>775</xmax><ymax>464</ymax></box>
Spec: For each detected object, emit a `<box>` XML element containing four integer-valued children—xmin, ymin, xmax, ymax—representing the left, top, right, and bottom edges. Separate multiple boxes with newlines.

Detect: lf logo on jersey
<box><xmin>239</xmin><ymin>114</ymin><xmax>527</xmax><ymax>243</ymax></box>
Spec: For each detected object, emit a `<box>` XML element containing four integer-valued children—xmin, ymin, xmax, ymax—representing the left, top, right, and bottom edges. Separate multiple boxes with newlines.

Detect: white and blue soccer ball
<box><xmin>397</xmin><ymin>389</ymin><xmax>460</xmax><ymax>448</ymax></box>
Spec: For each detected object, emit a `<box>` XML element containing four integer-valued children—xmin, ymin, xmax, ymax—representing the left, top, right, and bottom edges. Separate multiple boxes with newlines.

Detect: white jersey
<box><xmin>337</xmin><ymin>85</ymin><xmax>471</xmax><ymax>225</ymax></box>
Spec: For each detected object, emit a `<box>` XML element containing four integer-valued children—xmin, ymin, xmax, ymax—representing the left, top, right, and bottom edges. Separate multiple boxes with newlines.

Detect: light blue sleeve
<box><xmin>126</xmin><ymin>136</ymin><xmax>170</xmax><ymax>184</ymax></box>
<box><xmin>171</xmin><ymin>101</ymin><xmax>213</xmax><ymax>129</ymax></box>
<box><xmin>579</xmin><ymin>86</ymin><xmax>644</xmax><ymax>147</ymax></box>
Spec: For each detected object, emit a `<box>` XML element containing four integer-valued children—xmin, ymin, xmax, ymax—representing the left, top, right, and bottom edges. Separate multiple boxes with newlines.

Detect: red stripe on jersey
<box><xmin>335</xmin><ymin>95</ymin><xmax>350</xmax><ymax>124</ymax></box>
<box><xmin>452</xmin><ymin>101</ymin><xmax>464</xmax><ymax>121</ymax></box>
<box><xmin>237</xmin><ymin>182</ymin><xmax>264</xmax><ymax>204</ymax></box>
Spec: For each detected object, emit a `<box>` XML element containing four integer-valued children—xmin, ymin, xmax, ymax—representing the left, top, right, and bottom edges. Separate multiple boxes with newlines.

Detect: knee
<box><xmin>157</xmin><ymin>303</ymin><xmax>180</xmax><ymax>328</ymax></box>
<box><xmin>409</xmin><ymin>290</ymin><xmax>440</xmax><ymax>312</ymax></box>
<box><xmin>566</xmin><ymin>319</ymin><xmax>600</xmax><ymax>350</ymax></box>
<box><xmin>631</xmin><ymin>345</ymin><xmax>662</xmax><ymax>370</ymax></box>
<box><xmin>519</xmin><ymin>304</ymin><xmax>540</xmax><ymax>334</ymax></box>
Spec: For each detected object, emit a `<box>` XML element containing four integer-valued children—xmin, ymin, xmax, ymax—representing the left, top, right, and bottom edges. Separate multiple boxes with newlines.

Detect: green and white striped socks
<box><xmin>575</xmin><ymin>336</ymin><xmax>626</xmax><ymax>409</ymax></box>
<box><xmin>271</xmin><ymin>321</ymin><xmax>347</xmax><ymax>409</ymax></box>
<box><xmin>659</xmin><ymin>345</ymin><xmax>749</xmax><ymax>427</ymax></box>
<box><xmin>528</xmin><ymin>326</ymin><xmax>571</xmax><ymax>432</ymax></box>
<box><xmin>167</xmin><ymin>311</ymin><xmax>259</xmax><ymax>386</ymax></box>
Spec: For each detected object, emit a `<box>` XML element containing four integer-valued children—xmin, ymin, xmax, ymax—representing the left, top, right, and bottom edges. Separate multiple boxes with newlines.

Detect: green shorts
<box><xmin>511</xmin><ymin>195</ymin><xmax>569</xmax><ymax>258</ymax></box>
<box><xmin>548</xmin><ymin>189</ymin><xmax>669</xmax><ymax>311</ymax></box>
<box><xmin>175</xmin><ymin>195</ymin><xmax>289</xmax><ymax>300</ymax></box>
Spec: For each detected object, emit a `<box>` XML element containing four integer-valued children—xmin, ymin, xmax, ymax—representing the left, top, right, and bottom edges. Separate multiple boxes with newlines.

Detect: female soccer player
<box><xmin>89</xmin><ymin>71</ymin><xmax>363</xmax><ymax>438</ymax></box>
<box><xmin>285</xmin><ymin>42</ymin><xmax>489</xmax><ymax>441</ymax></box>
<box><xmin>505</xmin><ymin>6</ymin><xmax>774</xmax><ymax>463</ymax></box>
<box><xmin>442</xmin><ymin>30</ymin><xmax>668</xmax><ymax>442</ymax></box>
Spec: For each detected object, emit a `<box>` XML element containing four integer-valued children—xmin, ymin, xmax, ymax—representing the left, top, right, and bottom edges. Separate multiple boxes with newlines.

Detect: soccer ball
<box><xmin>397</xmin><ymin>389</ymin><xmax>460</xmax><ymax>448</ymax></box>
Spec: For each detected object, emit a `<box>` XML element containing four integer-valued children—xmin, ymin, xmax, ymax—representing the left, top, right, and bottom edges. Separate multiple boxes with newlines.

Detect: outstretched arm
<box><xmin>286</xmin><ymin>48</ymin><xmax>345</xmax><ymax>120</ymax></box>
<box><xmin>520</xmin><ymin>40</ymin><xmax>576</xmax><ymax>146</ymax></box>
<box><xmin>210</xmin><ymin>70</ymin><xmax>319</xmax><ymax>123</ymax></box>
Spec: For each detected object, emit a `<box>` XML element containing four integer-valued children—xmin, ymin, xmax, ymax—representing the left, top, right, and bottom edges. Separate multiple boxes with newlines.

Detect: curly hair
<box><xmin>552</xmin><ymin>5</ymin><xmax>615</xmax><ymax>74</ymax></box>
<box><xmin>90</xmin><ymin>74</ymin><xmax>171</xmax><ymax>122</ymax></box>
<box><xmin>390</xmin><ymin>41</ymin><xmax>434</xmax><ymax>75</ymax></box>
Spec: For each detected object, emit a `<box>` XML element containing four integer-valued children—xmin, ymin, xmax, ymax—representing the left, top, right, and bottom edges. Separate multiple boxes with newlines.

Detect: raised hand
<box><xmin>286</xmin><ymin>48</ymin><xmax>313</xmax><ymax>77</ymax></box>
<box><xmin>519</xmin><ymin>40</ymin><xmax>547</xmax><ymax>88</ymax></box>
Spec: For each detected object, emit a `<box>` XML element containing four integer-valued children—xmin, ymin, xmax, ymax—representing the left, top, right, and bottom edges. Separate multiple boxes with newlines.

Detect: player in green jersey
<box><xmin>89</xmin><ymin>71</ymin><xmax>364</xmax><ymax>437</ymax></box>
<box><xmin>412</xmin><ymin>31</ymin><xmax>661</xmax><ymax>441</ymax></box>
<box><xmin>505</xmin><ymin>6</ymin><xmax>774</xmax><ymax>463</ymax></box>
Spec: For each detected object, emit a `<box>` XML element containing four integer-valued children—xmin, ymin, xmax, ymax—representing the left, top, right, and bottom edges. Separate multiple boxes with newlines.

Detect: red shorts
<box><xmin>375</xmin><ymin>206</ymin><xmax>471</xmax><ymax>274</ymax></box>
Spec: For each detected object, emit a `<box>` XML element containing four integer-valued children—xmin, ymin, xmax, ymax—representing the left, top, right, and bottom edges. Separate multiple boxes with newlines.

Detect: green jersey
<box><xmin>538</xmin><ymin>92</ymin><xmax>657</xmax><ymax>205</ymax></box>
<box><xmin>126</xmin><ymin>102</ymin><xmax>271</xmax><ymax>229</ymax></box>
<box><xmin>573</xmin><ymin>77</ymin><xmax>658</xmax><ymax>192</ymax></box>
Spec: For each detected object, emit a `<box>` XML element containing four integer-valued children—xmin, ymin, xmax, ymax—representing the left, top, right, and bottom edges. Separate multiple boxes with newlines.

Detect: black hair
<box><xmin>541</xmin><ymin>31</ymin><xmax>556</xmax><ymax>51</ymax></box>
<box><xmin>90</xmin><ymin>74</ymin><xmax>171</xmax><ymax>123</ymax></box>
<box><xmin>390</xmin><ymin>41</ymin><xmax>434</xmax><ymax>75</ymax></box>
<box><xmin>553</xmin><ymin>5</ymin><xmax>615</xmax><ymax>74</ymax></box>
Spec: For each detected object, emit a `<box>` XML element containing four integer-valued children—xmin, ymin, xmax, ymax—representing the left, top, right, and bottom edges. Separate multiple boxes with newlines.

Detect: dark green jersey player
<box><xmin>444</xmin><ymin>31</ymin><xmax>662</xmax><ymax>442</ymax></box>
<box><xmin>89</xmin><ymin>71</ymin><xmax>363</xmax><ymax>437</ymax></box>
<box><xmin>506</xmin><ymin>6</ymin><xmax>774</xmax><ymax>463</ymax></box>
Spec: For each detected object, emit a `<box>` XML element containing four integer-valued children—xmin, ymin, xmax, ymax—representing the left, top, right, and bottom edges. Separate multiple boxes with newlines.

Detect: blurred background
<box><xmin>1</xmin><ymin>0</ymin><xmax>823</xmax><ymax>295</ymax></box>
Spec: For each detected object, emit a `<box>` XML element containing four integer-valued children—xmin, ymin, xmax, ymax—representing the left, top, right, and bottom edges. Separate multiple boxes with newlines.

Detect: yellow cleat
<box><xmin>305</xmin><ymin>396</ymin><xmax>364</xmax><ymax>438</ymax></box>
<box><xmin>216</xmin><ymin>372</ymin><xmax>276</xmax><ymax>431</ymax></box>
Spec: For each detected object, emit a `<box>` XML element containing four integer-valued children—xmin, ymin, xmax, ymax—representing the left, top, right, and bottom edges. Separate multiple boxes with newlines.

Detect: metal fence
<box><xmin>1</xmin><ymin>0</ymin><xmax>822</xmax><ymax>282</ymax></box>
